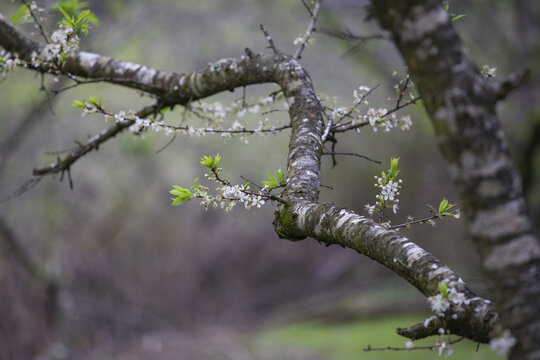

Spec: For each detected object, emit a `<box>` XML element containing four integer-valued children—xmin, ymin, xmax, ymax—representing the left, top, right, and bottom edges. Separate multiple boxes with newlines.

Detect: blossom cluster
<box><xmin>481</xmin><ymin>65</ymin><xmax>497</xmax><ymax>79</ymax></box>
<box><xmin>489</xmin><ymin>330</ymin><xmax>517</xmax><ymax>356</ymax></box>
<box><xmin>422</xmin><ymin>280</ymin><xmax>516</xmax><ymax>357</ymax></box>
<box><xmin>219</xmin><ymin>184</ymin><xmax>266</xmax><ymax>210</ymax></box>
<box><xmin>293</xmin><ymin>32</ymin><xmax>314</xmax><ymax>46</ymax></box>
<box><xmin>0</xmin><ymin>51</ymin><xmax>23</xmax><ymax>78</ymax></box>
<box><xmin>31</xmin><ymin>25</ymin><xmax>80</xmax><ymax>67</ymax></box>
<box><xmin>328</xmin><ymin>86</ymin><xmax>413</xmax><ymax>133</ymax></box>
<box><xmin>77</xmin><ymin>93</ymin><xmax>287</xmax><ymax>143</ymax></box>
<box><xmin>197</xmin><ymin>185</ymin><xmax>268</xmax><ymax>212</ymax></box>
<box><xmin>200</xmin><ymin>163</ymin><xmax>270</xmax><ymax>211</ymax></box>
<box><xmin>353</xmin><ymin>85</ymin><xmax>371</xmax><ymax>104</ymax></box>
<box><xmin>434</xmin><ymin>329</ymin><xmax>454</xmax><ymax>357</ymax></box>
<box><xmin>427</xmin><ymin>281</ymin><xmax>469</xmax><ymax>317</ymax></box>
<box><xmin>365</xmin><ymin>158</ymin><xmax>402</xmax><ymax>219</ymax></box>
<box><xmin>361</xmin><ymin>108</ymin><xmax>412</xmax><ymax>132</ymax></box>
<box><xmin>408</xmin><ymin>280</ymin><xmax>471</xmax><ymax>357</ymax></box>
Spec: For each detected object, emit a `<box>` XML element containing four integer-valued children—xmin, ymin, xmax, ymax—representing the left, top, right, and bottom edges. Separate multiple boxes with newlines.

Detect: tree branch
<box><xmin>274</xmin><ymin>201</ymin><xmax>497</xmax><ymax>342</ymax></box>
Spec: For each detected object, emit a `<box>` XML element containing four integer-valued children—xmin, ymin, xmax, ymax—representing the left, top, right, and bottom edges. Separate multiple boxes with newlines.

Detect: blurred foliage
<box><xmin>255</xmin><ymin>315</ymin><xmax>503</xmax><ymax>360</ymax></box>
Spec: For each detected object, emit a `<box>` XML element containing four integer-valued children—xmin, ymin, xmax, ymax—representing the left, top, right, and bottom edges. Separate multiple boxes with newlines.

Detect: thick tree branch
<box><xmin>274</xmin><ymin>201</ymin><xmax>497</xmax><ymax>343</ymax></box>
<box><xmin>0</xmin><ymin>17</ymin><xmax>276</xmax><ymax>103</ymax></box>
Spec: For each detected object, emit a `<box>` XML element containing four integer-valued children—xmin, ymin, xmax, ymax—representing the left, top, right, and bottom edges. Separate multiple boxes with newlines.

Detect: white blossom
<box><xmin>434</xmin><ymin>338</ymin><xmax>453</xmax><ymax>357</ymax></box>
<box><xmin>364</xmin><ymin>204</ymin><xmax>375</xmax><ymax>215</ymax></box>
<box><xmin>428</xmin><ymin>294</ymin><xmax>450</xmax><ymax>316</ymax></box>
<box><xmin>489</xmin><ymin>330</ymin><xmax>516</xmax><ymax>356</ymax></box>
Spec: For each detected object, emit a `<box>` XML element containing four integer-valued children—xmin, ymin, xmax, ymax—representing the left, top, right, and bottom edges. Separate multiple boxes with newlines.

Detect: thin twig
<box><xmin>322</xmin><ymin>152</ymin><xmax>381</xmax><ymax>164</ymax></box>
<box><xmin>320</xmin><ymin>107</ymin><xmax>333</xmax><ymax>142</ymax></box>
<box><xmin>299</xmin><ymin>0</ymin><xmax>313</xmax><ymax>16</ymax></box>
<box><xmin>293</xmin><ymin>0</ymin><xmax>322</xmax><ymax>60</ymax></box>
<box><xmin>211</xmin><ymin>168</ymin><xmax>287</xmax><ymax>204</ymax></box>
<box><xmin>52</xmin><ymin>78</ymin><xmax>108</xmax><ymax>95</ymax></box>
<box><xmin>33</xmin><ymin>102</ymin><xmax>165</xmax><ymax>176</ymax></box>
<box><xmin>333</xmin><ymin>83</ymin><xmax>380</xmax><ymax>126</ymax></box>
<box><xmin>240</xmin><ymin>175</ymin><xmax>264</xmax><ymax>191</ymax></box>
<box><xmin>163</xmin><ymin>123</ymin><xmax>292</xmax><ymax>135</ymax></box>
<box><xmin>319</xmin><ymin>27</ymin><xmax>386</xmax><ymax>57</ymax></box>
<box><xmin>21</xmin><ymin>0</ymin><xmax>49</xmax><ymax>43</ymax></box>
<box><xmin>260</xmin><ymin>25</ymin><xmax>279</xmax><ymax>54</ymax></box>
<box><xmin>364</xmin><ymin>337</ymin><xmax>465</xmax><ymax>352</ymax></box>
<box><xmin>0</xmin><ymin>177</ymin><xmax>42</xmax><ymax>203</ymax></box>
<box><xmin>332</xmin><ymin>96</ymin><xmax>422</xmax><ymax>133</ymax></box>
<box><xmin>387</xmin><ymin>210</ymin><xmax>460</xmax><ymax>230</ymax></box>
<box><xmin>155</xmin><ymin>134</ymin><xmax>177</xmax><ymax>154</ymax></box>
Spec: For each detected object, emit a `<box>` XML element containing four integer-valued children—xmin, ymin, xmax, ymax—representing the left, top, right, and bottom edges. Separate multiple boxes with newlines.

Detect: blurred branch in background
<box><xmin>0</xmin><ymin>102</ymin><xmax>49</xmax><ymax>176</ymax></box>
<box><xmin>0</xmin><ymin>212</ymin><xmax>67</xmax><ymax>358</ymax></box>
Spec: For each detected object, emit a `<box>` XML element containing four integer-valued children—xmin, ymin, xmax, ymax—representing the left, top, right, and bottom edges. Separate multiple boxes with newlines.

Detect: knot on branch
<box><xmin>273</xmin><ymin>203</ymin><xmax>307</xmax><ymax>242</ymax></box>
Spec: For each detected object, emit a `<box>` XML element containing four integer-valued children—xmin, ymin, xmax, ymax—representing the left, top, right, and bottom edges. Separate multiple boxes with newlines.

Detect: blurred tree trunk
<box><xmin>369</xmin><ymin>1</ymin><xmax>540</xmax><ymax>358</ymax></box>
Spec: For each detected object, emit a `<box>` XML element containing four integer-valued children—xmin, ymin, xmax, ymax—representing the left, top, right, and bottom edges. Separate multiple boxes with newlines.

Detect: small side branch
<box><xmin>493</xmin><ymin>68</ymin><xmax>529</xmax><ymax>102</ymax></box>
<box><xmin>21</xmin><ymin>0</ymin><xmax>49</xmax><ymax>43</ymax></box>
<box><xmin>260</xmin><ymin>25</ymin><xmax>279</xmax><ymax>54</ymax></box>
<box><xmin>32</xmin><ymin>103</ymin><xmax>162</xmax><ymax>177</ymax></box>
<box><xmin>322</xmin><ymin>151</ymin><xmax>380</xmax><ymax>164</ymax></box>
<box><xmin>293</xmin><ymin>0</ymin><xmax>322</xmax><ymax>60</ymax></box>
<box><xmin>364</xmin><ymin>337</ymin><xmax>465</xmax><ymax>352</ymax></box>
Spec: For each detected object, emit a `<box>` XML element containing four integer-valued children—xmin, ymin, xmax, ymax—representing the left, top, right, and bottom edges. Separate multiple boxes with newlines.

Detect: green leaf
<box><xmin>200</xmin><ymin>155</ymin><xmax>213</xmax><ymax>168</ymax></box>
<box><xmin>438</xmin><ymin>198</ymin><xmax>449</xmax><ymax>214</ymax></box>
<box><xmin>262</xmin><ymin>169</ymin><xmax>287</xmax><ymax>190</ymax></box>
<box><xmin>390</xmin><ymin>157</ymin><xmax>399</xmax><ymax>171</ymax></box>
<box><xmin>58</xmin><ymin>6</ymin><xmax>73</xmax><ymax>21</ymax></box>
<box><xmin>53</xmin><ymin>0</ymin><xmax>99</xmax><ymax>25</ymax></box>
<box><xmin>451</xmin><ymin>14</ymin><xmax>466</xmax><ymax>22</ymax></box>
<box><xmin>261</xmin><ymin>180</ymin><xmax>276</xmax><ymax>188</ymax></box>
<box><xmin>72</xmin><ymin>100</ymin><xmax>85</xmax><ymax>108</ymax></box>
<box><xmin>276</xmin><ymin>169</ymin><xmax>285</xmax><ymax>184</ymax></box>
<box><xmin>11</xmin><ymin>5</ymin><xmax>30</xmax><ymax>25</ymax></box>
<box><xmin>169</xmin><ymin>185</ymin><xmax>194</xmax><ymax>206</ymax></box>
<box><xmin>267</xmin><ymin>172</ymin><xmax>278</xmax><ymax>185</ymax></box>
<box><xmin>438</xmin><ymin>281</ymin><xmax>448</xmax><ymax>297</ymax></box>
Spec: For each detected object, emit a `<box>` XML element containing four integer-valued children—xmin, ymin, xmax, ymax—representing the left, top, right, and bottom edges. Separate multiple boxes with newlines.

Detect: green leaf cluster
<box><xmin>11</xmin><ymin>5</ymin><xmax>31</xmax><ymax>25</ymax></box>
<box><xmin>72</xmin><ymin>95</ymin><xmax>103</xmax><ymax>109</ymax></box>
<box><xmin>169</xmin><ymin>178</ymin><xmax>206</xmax><ymax>206</ymax></box>
<box><xmin>428</xmin><ymin>198</ymin><xmax>456</xmax><ymax>217</ymax></box>
<box><xmin>380</xmin><ymin>157</ymin><xmax>400</xmax><ymax>183</ymax></box>
<box><xmin>58</xmin><ymin>8</ymin><xmax>95</xmax><ymax>37</ymax></box>
<box><xmin>261</xmin><ymin>169</ymin><xmax>286</xmax><ymax>190</ymax></box>
<box><xmin>200</xmin><ymin>154</ymin><xmax>221</xmax><ymax>171</ymax></box>
<box><xmin>53</xmin><ymin>0</ymin><xmax>100</xmax><ymax>24</ymax></box>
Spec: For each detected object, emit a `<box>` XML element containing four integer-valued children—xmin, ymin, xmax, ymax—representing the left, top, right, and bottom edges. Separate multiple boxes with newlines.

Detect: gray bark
<box><xmin>369</xmin><ymin>1</ymin><xmax>540</xmax><ymax>358</ymax></box>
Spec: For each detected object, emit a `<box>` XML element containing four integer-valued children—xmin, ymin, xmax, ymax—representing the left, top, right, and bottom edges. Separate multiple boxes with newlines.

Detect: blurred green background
<box><xmin>0</xmin><ymin>0</ymin><xmax>538</xmax><ymax>359</ymax></box>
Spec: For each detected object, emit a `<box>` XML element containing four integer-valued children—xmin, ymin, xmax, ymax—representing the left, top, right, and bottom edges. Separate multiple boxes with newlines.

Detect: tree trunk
<box><xmin>369</xmin><ymin>1</ymin><xmax>540</xmax><ymax>358</ymax></box>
